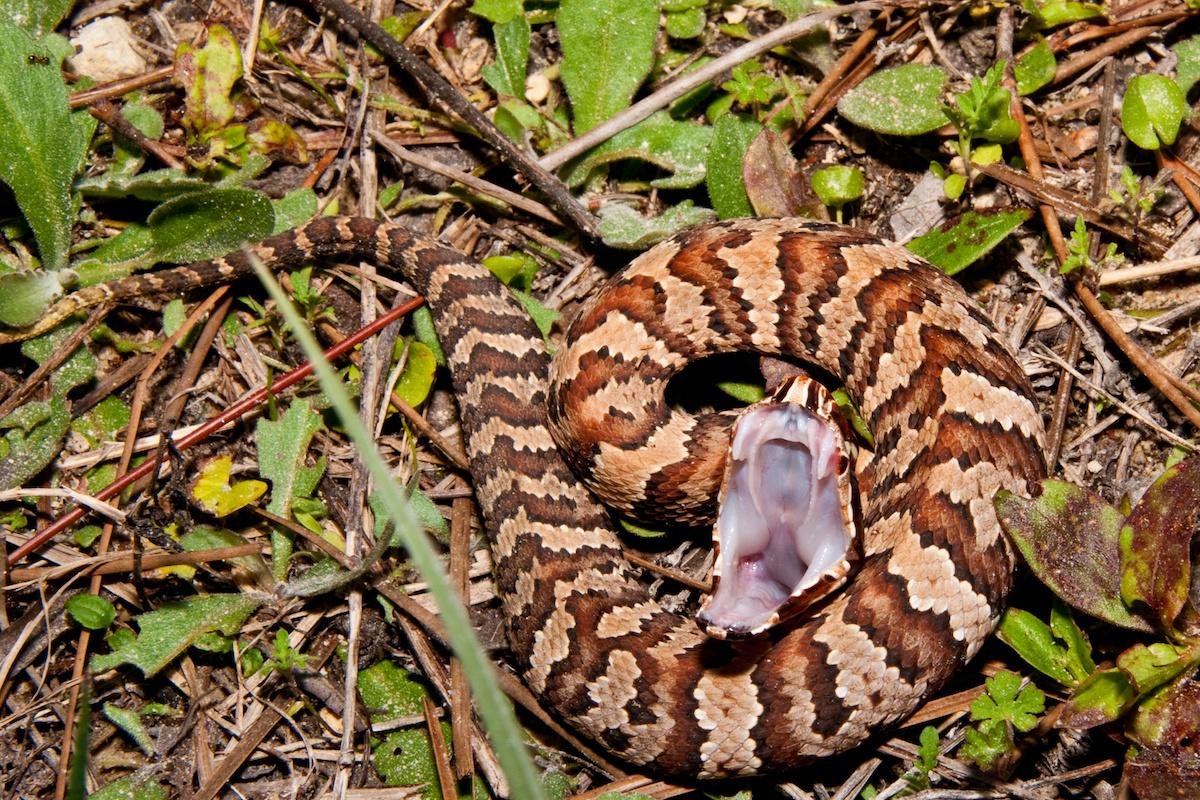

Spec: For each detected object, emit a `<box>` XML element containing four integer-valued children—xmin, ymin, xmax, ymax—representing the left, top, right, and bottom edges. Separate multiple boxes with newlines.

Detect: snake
<box><xmin>3</xmin><ymin>216</ymin><xmax>1047</xmax><ymax>778</ymax></box>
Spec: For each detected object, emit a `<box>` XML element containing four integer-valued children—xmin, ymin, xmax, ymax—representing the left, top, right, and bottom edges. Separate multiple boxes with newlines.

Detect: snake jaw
<box><xmin>699</xmin><ymin>376</ymin><xmax>860</xmax><ymax>640</ymax></box>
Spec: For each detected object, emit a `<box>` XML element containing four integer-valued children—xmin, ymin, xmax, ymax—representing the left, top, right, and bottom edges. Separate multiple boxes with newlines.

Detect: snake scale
<box><xmin>7</xmin><ymin>216</ymin><xmax>1047</xmax><ymax>778</ymax></box>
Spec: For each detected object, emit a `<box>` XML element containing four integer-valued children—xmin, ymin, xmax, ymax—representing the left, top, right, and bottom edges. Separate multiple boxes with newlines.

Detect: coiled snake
<box><xmin>5</xmin><ymin>217</ymin><xmax>1046</xmax><ymax>778</ymax></box>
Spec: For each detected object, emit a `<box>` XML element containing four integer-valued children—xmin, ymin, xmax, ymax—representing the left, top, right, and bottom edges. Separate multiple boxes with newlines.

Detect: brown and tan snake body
<box><xmin>3</xmin><ymin>217</ymin><xmax>1046</xmax><ymax>777</ymax></box>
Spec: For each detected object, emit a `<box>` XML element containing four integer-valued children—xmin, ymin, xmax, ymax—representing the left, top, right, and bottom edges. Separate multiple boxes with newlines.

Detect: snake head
<box><xmin>698</xmin><ymin>375</ymin><xmax>861</xmax><ymax>639</ymax></box>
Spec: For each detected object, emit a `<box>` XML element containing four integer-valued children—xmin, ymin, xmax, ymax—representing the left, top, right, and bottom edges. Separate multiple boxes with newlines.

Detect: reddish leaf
<box><xmin>742</xmin><ymin>129</ymin><xmax>806</xmax><ymax>218</ymax></box>
<box><xmin>996</xmin><ymin>481</ymin><xmax>1154</xmax><ymax>632</ymax></box>
<box><xmin>1126</xmin><ymin>677</ymin><xmax>1200</xmax><ymax>799</ymax></box>
<box><xmin>1121</xmin><ymin>455</ymin><xmax>1200</xmax><ymax>632</ymax></box>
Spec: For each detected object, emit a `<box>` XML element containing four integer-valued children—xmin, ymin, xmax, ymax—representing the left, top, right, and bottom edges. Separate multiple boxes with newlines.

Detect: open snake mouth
<box><xmin>699</xmin><ymin>377</ymin><xmax>860</xmax><ymax>639</ymax></box>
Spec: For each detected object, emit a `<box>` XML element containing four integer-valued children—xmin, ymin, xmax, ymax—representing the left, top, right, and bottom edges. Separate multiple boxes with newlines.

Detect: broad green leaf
<box><xmin>558</xmin><ymin>0</ymin><xmax>657</xmax><ymax>134</ymax></box>
<box><xmin>358</xmin><ymin>660</ymin><xmax>428</xmax><ymax>720</ymax></box>
<box><xmin>995</xmin><ymin>480</ymin><xmax>1155</xmax><ymax>631</ymax></box>
<box><xmin>148</xmin><ymin>188</ymin><xmax>275</xmax><ymax>264</ymax></box>
<box><xmin>510</xmin><ymin>287</ymin><xmax>560</xmax><ymax>343</ymax></box>
<box><xmin>1174</xmin><ymin>35</ymin><xmax>1200</xmax><ymax>96</ymax></box>
<box><xmin>394</xmin><ymin>340</ymin><xmax>438</xmax><ymax>408</ymax></box>
<box><xmin>482</xmin><ymin>15</ymin><xmax>530</xmax><ymax>98</ymax></box>
<box><xmin>112</xmin><ymin>102</ymin><xmax>166</xmax><ymax>176</ymax></box>
<box><xmin>104</xmin><ymin>703</ymin><xmax>154</xmax><ymax>755</ymax></box>
<box><xmin>665</xmin><ymin>6</ymin><xmax>705</xmax><ymax>39</ymax></box>
<box><xmin>91</xmin><ymin>594</ymin><xmax>262</xmax><ymax>676</ymax></box>
<box><xmin>191</xmin><ymin>455</ymin><xmax>268</xmax><ymax>517</ymax></box>
<box><xmin>1119</xmin><ymin>454</ymin><xmax>1200</xmax><ymax>631</ymax></box>
<box><xmin>0</xmin><ymin>270</ymin><xmax>64</xmax><ymax>327</ymax></box>
<box><xmin>837</xmin><ymin>64</ymin><xmax>948</xmax><ymax>136</ymax></box>
<box><xmin>257</xmin><ymin>398</ymin><xmax>325</xmax><ymax>517</ymax></box>
<box><xmin>907</xmin><ymin>208</ymin><xmax>1032</xmax><ymax>275</ymax></box>
<box><xmin>271</xmin><ymin>187</ymin><xmax>317</xmax><ymax>234</ymax></box>
<box><xmin>970</xmin><ymin>670</ymin><xmax>1044</xmax><ymax>732</ymax></box>
<box><xmin>21</xmin><ymin>323</ymin><xmax>97</xmax><ymax>396</ymax></box>
<box><xmin>1121</xmin><ymin>74</ymin><xmax>1189</xmax><ymax>150</ymax></box>
<box><xmin>0</xmin><ymin>22</ymin><xmax>89</xmax><ymax>270</ymax></box>
<box><xmin>1061</xmin><ymin>667</ymin><xmax>1134</xmax><ymax>728</ymax></box>
<box><xmin>0</xmin><ymin>0</ymin><xmax>74</xmax><ymax>35</ymax></box>
<box><xmin>483</xmin><ymin>252</ymin><xmax>539</xmax><ymax>291</ymax></box>
<box><xmin>66</xmin><ymin>594</ymin><xmax>117</xmax><ymax>630</ymax></box>
<box><xmin>0</xmin><ymin>397</ymin><xmax>69</xmax><ymax>491</ymax></box>
<box><xmin>88</xmin><ymin>775</ymin><xmax>167</xmax><ymax>800</ymax></box>
<box><xmin>77</xmin><ymin>167</ymin><xmax>210</xmax><ymax>201</ymax></box>
<box><xmin>179</xmin><ymin>525</ymin><xmax>271</xmax><ymax>586</ymax></box>
<box><xmin>564</xmin><ymin>111</ymin><xmax>713</xmax><ymax>189</ymax></box>
<box><xmin>374</xmin><ymin>723</ymin><xmax>451</xmax><ymax>796</ymax></box>
<box><xmin>470</xmin><ymin>0</ymin><xmax>522</xmax><ymax>23</ymax></box>
<box><xmin>1021</xmin><ymin>0</ymin><xmax>1104</xmax><ymax>28</ymax></box>
<box><xmin>706</xmin><ymin>113</ymin><xmax>761</xmax><ymax>219</ymax></box>
<box><xmin>1015</xmin><ymin>39</ymin><xmax>1056</xmax><ymax>96</ymax></box>
<box><xmin>597</xmin><ymin>201</ymin><xmax>716</xmax><ymax>249</ymax></box>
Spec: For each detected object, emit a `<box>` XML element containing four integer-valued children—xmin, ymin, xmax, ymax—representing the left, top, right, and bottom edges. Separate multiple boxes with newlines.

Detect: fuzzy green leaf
<box><xmin>103</xmin><ymin>703</ymin><xmax>155</xmax><ymax>756</ymax></box>
<box><xmin>358</xmin><ymin>660</ymin><xmax>429</xmax><ymax>721</ymax></box>
<box><xmin>597</xmin><ymin>201</ymin><xmax>716</xmax><ymax>249</ymax></box>
<box><xmin>66</xmin><ymin>594</ymin><xmax>117</xmax><ymax>631</ymax></box>
<box><xmin>147</xmin><ymin>188</ymin><xmax>275</xmax><ymax>264</ymax></box>
<box><xmin>810</xmin><ymin>165</ymin><xmax>865</xmax><ymax>208</ymax></box>
<box><xmin>0</xmin><ymin>270</ymin><xmax>64</xmax><ymax>328</ymax></box>
<box><xmin>1173</xmin><ymin>35</ymin><xmax>1200</xmax><ymax>96</ymax></box>
<box><xmin>482</xmin><ymin>15</ymin><xmax>530</xmax><ymax>98</ymax></box>
<box><xmin>257</xmin><ymin>398</ymin><xmax>325</xmax><ymax>517</ymax></box>
<box><xmin>0</xmin><ymin>0</ymin><xmax>74</xmax><ymax>35</ymax></box>
<box><xmin>706</xmin><ymin>113</ymin><xmax>761</xmax><ymax>219</ymax></box>
<box><xmin>91</xmin><ymin>594</ymin><xmax>262</xmax><ymax>676</ymax></box>
<box><xmin>907</xmin><ymin>208</ymin><xmax>1031</xmax><ymax>275</ymax></box>
<box><xmin>558</xmin><ymin>0</ymin><xmax>657</xmax><ymax>134</ymax></box>
<box><xmin>837</xmin><ymin>64</ymin><xmax>948</xmax><ymax>136</ymax></box>
<box><xmin>0</xmin><ymin>22</ymin><xmax>89</xmax><ymax>270</ymax></box>
<box><xmin>564</xmin><ymin>111</ymin><xmax>713</xmax><ymax>189</ymax></box>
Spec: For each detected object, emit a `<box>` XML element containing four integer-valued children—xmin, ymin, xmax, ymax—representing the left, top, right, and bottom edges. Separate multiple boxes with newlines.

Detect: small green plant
<box><xmin>1107</xmin><ymin>165</ymin><xmax>1167</xmax><ymax>223</ymax></box>
<box><xmin>941</xmin><ymin>62</ymin><xmax>1019</xmax><ymax>199</ymax></box>
<box><xmin>722</xmin><ymin>60</ymin><xmax>784</xmax><ymax>115</ymax></box>
<box><xmin>995</xmin><ymin>454</ymin><xmax>1200</xmax><ymax>796</ymax></box>
<box><xmin>263</xmin><ymin>628</ymin><xmax>310</xmax><ymax>673</ymax></box>
<box><xmin>810</xmin><ymin>165</ymin><xmax>865</xmax><ymax>223</ymax></box>
<box><xmin>959</xmin><ymin>670</ymin><xmax>1046</xmax><ymax>771</ymax></box>
<box><xmin>1120</xmin><ymin>74</ymin><xmax>1189</xmax><ymax>151</ymax></box>
<box><xmin>1058</xmin><ymin>218</ymin><xmax>1124</xmax><ymax>275</ymax></box>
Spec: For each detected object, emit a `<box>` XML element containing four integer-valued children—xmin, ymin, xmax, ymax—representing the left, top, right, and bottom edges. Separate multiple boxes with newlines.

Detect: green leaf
<box><xmin>358</xmin><ymin>660</ymin><xmax>429</xmax><ymax>721</ymax></box>
<box><xmin>837</xmin><ymin>64</ymin><xmax>948</xmax><ymax>136</ymax></box>
<box><xmin>394</xmin><ymin>340</ymin><xmax>438</xmax><ymax>408</ymax></box>
<box><xmin>411</xmin><ymin>306</ymin><xmax>446</xmax><ymax>366</ymax></box>
<box><xmin>996</xmin><ymin>480</ymin><xmax>1154</xmax><ymax>631</ymax></box>
<box><xmin>949</xmin><ymin>62</ymin><xmax>1019</xmax><ymax>144</ymax></box>
<box><xmin>0</xmin><ymin>395</ymin><xmax>69</xmax><ymax>491</ymax></box>
<box><xmin>665</xmin><ymin>6</ymin><xmax>705</xmax><ymax>39</ymax></box>
<box><xmin>66</xmin><ymin>594</ymin><xmax>117</xmax><ymax>631</ymax></box>
<box><xmin>257</xmin><ymin>398</ymin><xmax>325</xmax><ymax>517</ymax></box>
<box><xmin>405</xmin><ymin>487</ymin><xmax>449</xmax><ymax>540</ymax></box>
<box><xmin>510</xmin><ymin>287</ymin><xmax>560</xmax><ymax>343</ymax></box>
<box><xmin>77</xmin><ymin>167</ymin><xmax>210</xmax><ymax>202</ymax></box>
<box><xmin>110</xmin><ymin>102</ymin><xmax>165</xmax><ymax>176</ymax></box>
<box><xmin>147</xmin><ymin>188</ymin><xmax>275</xmax><ymax>264</ymax></box>
<box><xmin>191</xmin><ymin>455</ymin><xmax>268</xmax><ymax>517</ymax></box>
<box><xmin>1021</xmin><ymin>0</ymin><xmax>1104</xmax><ymax>28</ymax></box>
<box><xmin>174</xmin><ymin>24</ymin><xmax>242</xmax><ymax>140</ymax></box>
<box><xmin>716</xmin><ymin>380</ymin><xmax>765</xmax><ymax>404</ymax></box>
<box><xmin>722</xmin><ymin>60</ymin><xmax>780</xmax><ymax>108</ymax></box>
<box><xmin>0</xmin><ymin>0</ymin><xmax>74</xmax><ymax>35</ymax></box>
<box><xmin>1125</xmin><ymin>677</ymin><xmax>1200</xmax><ymax>799</ymax></box>
<box><xmin>1173</xmin><ymin>35</ymin><xmax>1200</xmax><ymax>96</ymax></box>
<box><xmin>1015</xmin><ymin>39</ymin><xmax>1056</xmax><ymax>96</ymax></box>
<box><xmin>0</xmin><ymin>270</ymin><xmax>64</xmax><ymax>327</ymax></box>
<box><xmin>374</xmin><ymin>724</ymin><xmax>451</xmax><ymax>795</ymax></box>
<box><xmin>103</xmin><ymin>703</ymin><xmax>155</xmax><ymax>755</ymax></box>
<box><xmin>971</xmin><ymin>670</ymin><xmax>1045</xmax><ymax>732</ymax></box>
<box><xmin>91</xmin><ymin>594</ymin><xmax>262</xmax><ymax>676</ymax></box>
<box><xmin>1117</xmin><ymin>640</ymin><xmax>1200</xmax><ymax>697</ymax></box>
<box><xmin>483</xmin><ymin>252</ymin><xmax>539</xmax><ymax>291</ymax></box>
<box><xmin>597</xmin><ymin>201</ymin><xmax>716</xmax><ymax>249</ymax></box>
<box><xmin>470</xmin><ymin>0</ymin><xmax>522</xmax><ymax>24</ymax></box>
<box><xmin>179</xmin><ymin>525</ymin><xmax>271</xmax><ymax>586</ymax></box>
<box><xmin>271</xmin><ymin>188</ymin><xmax>317</xmax><ymax>233</ymax></box>
<box><xmin>1061</xmin><ymin>667</ymin><xmax>1136</xmax><ymax>728</ymax></box>
<box><xmin>1119</xmin><ymin>454</ymin><xmax>1200</xmax><ymax>631</ymax></box>
<box><xmin>65</xmin><ymin>683</ymin><xmax>90</xmax><ymax>800</ymax></box>
<box><xmin>564</xmin><ymin>111</ymin><xmax>713</xmax><ymax>189</ymax></box>
<box><xmin>959</xmin><ymin>718</ymin><xmax>1010</xmax><ymax>771</ymax></box>
<box><xmin>558</xmin><ymin>0</ymin><xmax>657</xmax><ymax>134</ymax></box>
<box><xmin>907</xmin><ymin>208</ymin><xmax>1032</xmax><ymax>275</ymax></box>
<box><xmin>997</xmin><ymin>607</ymin><xmax>1079</xmax><ymax>687</ymax></box>
<box><xmin>0</xmin><ymin>22</ymin><xmax>89</xmax><ymax>271</ymax></box>
<box><xmin>88</xmin><ymin>775</ymin><xmax>167</xmax><ymax>800</ymax></box>
<box><xmin>810</xmin><ymin>165</ymin><xmax>865</xmax><ymax>209</ymax></box>
<box><xmin>482</xmin><ymin>15</ymin><xmax>530</xmax><ymax>98</ymax></box>
<box><xmin>706</xmin><ymin>113</ymin><xmax>761</xmax><ymax>219</ymax></box>
<box><xmin>1121</xmin><ymin>74</ymin><xmax>1189</xmax><ymax>150</ymax></box>
<box><xmin>72</xmin><ymin>395</ymin><xmax>130</xmax><ymax>448</ymax></box>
